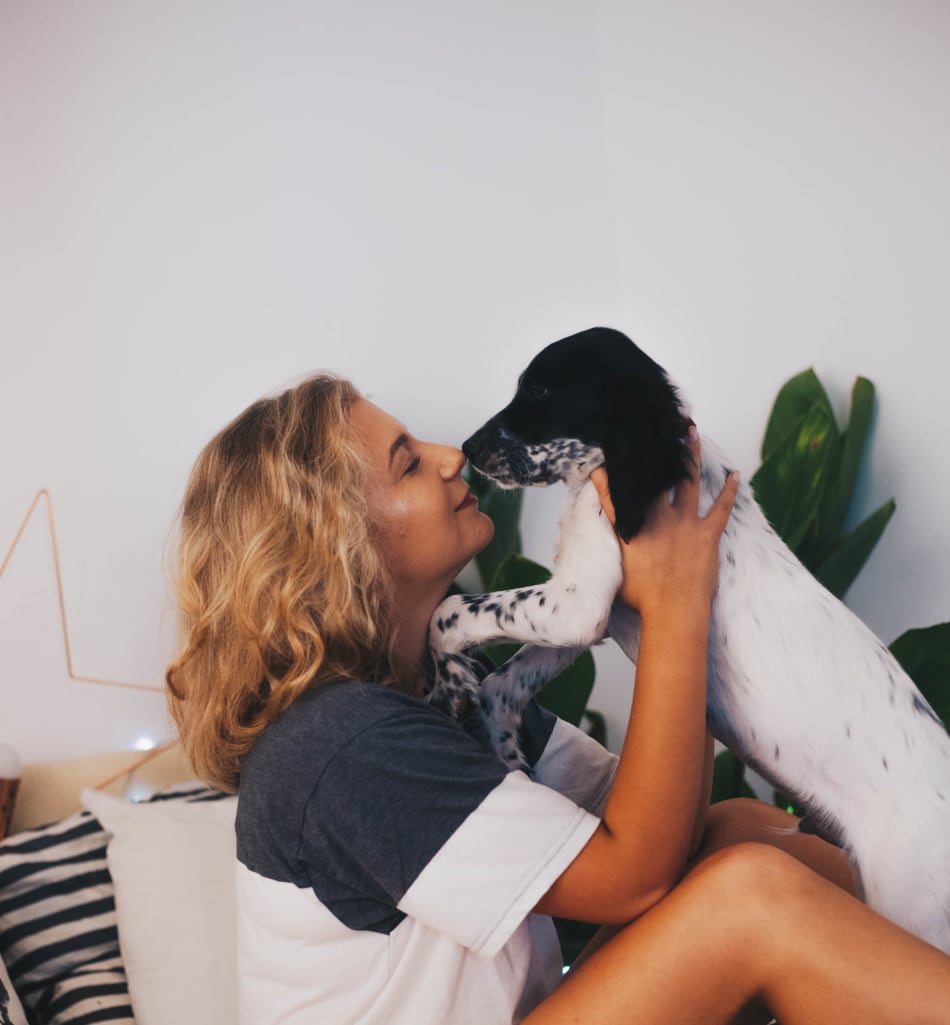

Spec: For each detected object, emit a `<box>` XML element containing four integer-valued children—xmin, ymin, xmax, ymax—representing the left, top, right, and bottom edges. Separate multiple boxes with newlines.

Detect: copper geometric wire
<box><xmin>0</xmin><ymin>490</ymin><xmax>162</xmax><ymax>693</ymax></box>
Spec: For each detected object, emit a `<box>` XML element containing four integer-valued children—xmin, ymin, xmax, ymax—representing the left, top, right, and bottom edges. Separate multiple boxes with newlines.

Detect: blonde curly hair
<box><xmin>166</xmin><ymin>374</ymin><xmax>397</xmax><ymax>792</ymax></box>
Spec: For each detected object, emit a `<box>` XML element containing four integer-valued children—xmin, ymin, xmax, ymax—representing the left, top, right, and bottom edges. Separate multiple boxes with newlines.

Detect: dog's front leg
<box><xmin>430</xmin><ymin>576</ymin><xmax>615</xmax><ymax>656</ymax></box>
<box><xmin>426</xmin><ymin>650</ymin><xmax>483</xmax><ymax>719</ymax></box>
<box><xmin>430</xmin><ymin>479</ymin><xmax>620</xmax><ymax>655</ymax></box>
<box><xmin>479</xmin><ymin>644</ymin><xmax>587</xmax><ymax>769</ymax></box>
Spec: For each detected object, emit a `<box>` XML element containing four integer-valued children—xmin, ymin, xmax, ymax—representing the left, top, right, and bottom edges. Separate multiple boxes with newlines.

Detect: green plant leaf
<box><xmin>710</xmin><ymin>749</ymin><xmax>757</xmax><ymax>803</ymax></box>
<box><xmin>487</xmin><ymin>552</ymin><xmax>550</xmax><ymax>591</ymax></box>
<box><xmin>482</xmin><ymin>638</ymin><xmax>596</xmax><ymax>728</ymax></box>
<box><xmin>581</xmin><ymin>709</ymin><xmax>608</xmax><ymax>747</ymax></box>
<box><xmin>890</xmin><ymin>623</ymin><xmax>950</xmax><ymax>729</ymax></box>
<box><xmin>465</xmin><ymin>466</ymin><xmax>523</xmax><ymax>590</ymax></box>
<box><xmin>536</xmin><ymin>650</ymin><xmax>596</xmax><ymax>727</ymax></box>
<box><xmin>817</xmin><ymin>377</ymin><xmax>875</xmax><ymax>543</ymax></box>
<box><xmin>751</xmin><ymin>403</ymin><xmax>837</xmax><ymax>552</ymax></box>
<box><xmin>773</xmin><ymin>790</ymin><xmax>808</xmax><ymax>818</ymax></box>
<box><xmin>553</xmin><ymin>917</ymin><xmax>599</xmax><ymax>967</ymax></box>
<box><xmin>761</xmin><ymin>369</ymin><xmax>834</xmax><ymax>461</ymax></box>
<box><xmin>811</xmin><ymin>498</ymin><xmax>896</xmax><ymax>599</ymax></box>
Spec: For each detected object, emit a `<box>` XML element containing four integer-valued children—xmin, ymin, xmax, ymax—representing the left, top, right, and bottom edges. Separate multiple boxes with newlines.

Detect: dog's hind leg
<box><xmin>480</xmin><ymin>644</ymin><xmax>587</xmax><ymax>769</ymax></box>
<box><xmin>851</xmin><ymin>823</ymin><xmax>950</xmax><ymax>954</ymax></box>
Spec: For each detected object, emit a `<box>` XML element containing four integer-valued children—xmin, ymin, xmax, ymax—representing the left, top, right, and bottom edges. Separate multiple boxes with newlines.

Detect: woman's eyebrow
<box><xmin>388</xmin><ymin>432</ymin><xmax>410</xmax><ymax>466</ymax></box>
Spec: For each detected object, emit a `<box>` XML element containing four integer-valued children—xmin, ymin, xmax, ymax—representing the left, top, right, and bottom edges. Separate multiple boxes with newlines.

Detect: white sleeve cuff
<box><xmin>398</xmin><ymin>770</ymin><xmax>599</xmax><ymax>957</ymax></box>
<box><xmin>533</xmin><ymin>718</ymin><xmax>618</xmax><ymax>816</ymax></box>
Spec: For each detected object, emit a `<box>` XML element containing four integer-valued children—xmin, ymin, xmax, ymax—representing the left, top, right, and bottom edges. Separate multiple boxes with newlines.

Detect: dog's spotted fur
<box><xmin>475</xmin><ymin>436</ymin><xmax>602</xmax><ymax>489</ymax></box>
<box><xmin>427</xmin><ymin>326</ymin><xmax>950</xmax><ymax>954</ymax></box>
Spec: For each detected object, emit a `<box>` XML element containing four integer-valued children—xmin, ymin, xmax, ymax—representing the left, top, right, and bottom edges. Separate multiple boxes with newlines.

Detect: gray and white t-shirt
<box><xmin>235</xmin><ymin>679</ymin><xmax>617</xmax><ymax>1025</ymax></box>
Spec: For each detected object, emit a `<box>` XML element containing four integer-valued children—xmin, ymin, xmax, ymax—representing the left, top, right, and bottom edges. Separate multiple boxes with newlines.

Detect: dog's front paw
<box><xmin>480</xmin><ymin>684</ymin><xmax>528</xmax><ymax>772</ymax></box>
<box><xmin>427</xmin><ymin>651</ymin><xmax>480</xmax><ymax>719</ymax></box>
<box><xmin>429</xmin><ymin>593</ymin><xmax>476</xmax><ymax>654</ymax></box>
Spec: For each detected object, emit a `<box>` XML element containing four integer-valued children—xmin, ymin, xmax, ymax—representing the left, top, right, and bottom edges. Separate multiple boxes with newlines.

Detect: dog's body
<box><xmin>428</xmin><ymin>327</ymin><xmax>950</xmax><ymax>953</ymax></box>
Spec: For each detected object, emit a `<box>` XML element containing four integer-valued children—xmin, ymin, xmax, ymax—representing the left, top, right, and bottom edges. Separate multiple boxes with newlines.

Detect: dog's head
<box><xmin>463</xmin><ymin>327</ymin><xmax>692</xmax><ymax>541</ymax></box>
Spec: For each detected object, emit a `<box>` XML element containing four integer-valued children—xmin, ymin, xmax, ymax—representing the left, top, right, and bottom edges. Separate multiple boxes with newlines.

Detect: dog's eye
<box><xmin>523</xmin><ymin>383</ymin><xmax>549</xmax><ymax>400</ymax></box>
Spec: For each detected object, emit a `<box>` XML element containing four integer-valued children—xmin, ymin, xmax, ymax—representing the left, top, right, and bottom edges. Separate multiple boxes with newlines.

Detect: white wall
<box><xmin>583</xmin><ymin>0</ymin><xmax>950</xmax><ymax>741</ymax></box>
<box><xmin>1</xmin><ymin>0</ymin><xmax>947</xmax><ymax>763</ymax></box>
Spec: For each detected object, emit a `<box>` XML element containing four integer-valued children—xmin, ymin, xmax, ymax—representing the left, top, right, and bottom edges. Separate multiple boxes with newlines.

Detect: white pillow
<box><xmin>0</xmin><ymin>952</ymin><xmax>28</xmax><ymax>1025</ymax></box>
<box><xmin>81</xmin><ymin>786</ymin><xmax>238</xmax><ymax>1025</ymax></box>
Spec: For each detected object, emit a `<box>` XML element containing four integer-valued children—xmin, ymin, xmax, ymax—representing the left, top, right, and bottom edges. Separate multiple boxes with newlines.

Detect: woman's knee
<box><xmin>688</xmin><ymin>839</ymin><xmax>807</xmax><ymax>911</ymax></box>
<box><xmin>697</xmin><ymin>799</ymin><xmax>855</xmax><ymax>893</ymax></box>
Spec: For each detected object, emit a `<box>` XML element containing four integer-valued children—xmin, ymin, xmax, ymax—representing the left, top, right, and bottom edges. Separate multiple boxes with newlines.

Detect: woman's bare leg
<box><xmin>693</xmin><ymin>797</ymin><xmax>855</xmax><ymax>892</ymax></box>
<box><xmin>524</xmin><ymin>842</ymin><xmax>950</xmax><ymax>1025</ymax></box>
<box><xmin>570</xmin><ymin>797</ymin><xmax>853</xmax><ymax>977</ymax></box>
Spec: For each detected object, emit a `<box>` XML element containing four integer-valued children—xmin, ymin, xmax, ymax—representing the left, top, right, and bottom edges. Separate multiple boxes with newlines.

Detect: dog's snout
<box><xmin>462</xmin><ymin>436</ymin><xmax>481</xmax><ymax>462</ymax></box>
<box><xmin>462</xmin><ymin>423</ymin><xmax>498</xmax><ymax>465</ymax></box>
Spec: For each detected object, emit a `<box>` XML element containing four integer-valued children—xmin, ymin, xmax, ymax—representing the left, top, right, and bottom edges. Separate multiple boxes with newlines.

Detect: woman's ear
<box><xmin>600</xmin><ymin>374</ymin><xmax>692</xmax><ymax>542</ymax></box>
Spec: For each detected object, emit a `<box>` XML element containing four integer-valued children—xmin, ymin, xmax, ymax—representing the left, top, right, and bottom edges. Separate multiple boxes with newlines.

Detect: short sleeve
<box><xmin>300</xmin><ymin>703</ymin><xmax>599</xmax><ymax>955</ymax></box>
<box><xmin>532</xmin><ymin>717</ymin><xmax>618</xmax><ymax>816</ymax></box>
<box><xmin>514</xmin><ymin>698</ymin><xmax>617</xmax><ymax>815</ymax></box>
<box><xmin>299</xmin><ymin>705</ymin><xmax>506</xmax><ymax>919</ymax></box>
<box><xmin>397</xmin><ymin>769</ymin><xmax>599</xmax><ymax>955</ymax></box>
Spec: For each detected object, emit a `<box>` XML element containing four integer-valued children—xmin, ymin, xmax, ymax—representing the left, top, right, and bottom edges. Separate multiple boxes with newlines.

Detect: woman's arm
<box><xmin>535</xmin><ymin>431</ymin><xmax>738</xmax><ymax>925</ymax></box>
<box><xmin>689</xmin><ymin>731</ymin><xmax>715</xmax><ymax>859</ymax></box>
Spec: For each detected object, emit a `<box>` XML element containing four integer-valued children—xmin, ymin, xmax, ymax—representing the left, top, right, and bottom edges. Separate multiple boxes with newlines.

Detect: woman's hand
<box><xmin>534</xmin><ymin>429</ymin><xmax>738</xmax><ymax>926</ymax></box>
<box><xmin>590</xmin><ymin>427</ymin><xmax>738</xmax><ymax>622</ymax></box>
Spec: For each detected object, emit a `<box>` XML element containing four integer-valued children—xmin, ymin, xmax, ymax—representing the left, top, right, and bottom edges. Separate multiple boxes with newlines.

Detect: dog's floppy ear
<box><xmin>600</xmin><ymin>371</ymin><xmax>692</xmax><ymax>542</ymax></box>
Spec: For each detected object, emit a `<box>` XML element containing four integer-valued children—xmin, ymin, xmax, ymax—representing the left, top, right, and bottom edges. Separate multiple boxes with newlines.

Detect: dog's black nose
<box><xmin>464</xmin><ymin>422</ymin><xmax>503</xmax><ymax>467</ymax></box>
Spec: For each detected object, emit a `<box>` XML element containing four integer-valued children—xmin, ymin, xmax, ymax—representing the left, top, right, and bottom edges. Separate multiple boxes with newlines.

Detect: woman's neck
<box><xmin>390</xmin><ymin>598</ymin><xmax>438</xmax><ymax>698</ymax></box>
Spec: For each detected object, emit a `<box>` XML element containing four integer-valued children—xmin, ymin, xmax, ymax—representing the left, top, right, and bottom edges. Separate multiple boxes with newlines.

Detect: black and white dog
<box><xmin>428</xmin><ymin>326</ymin><xmax>950</xmax><ymax>953</ymax></box>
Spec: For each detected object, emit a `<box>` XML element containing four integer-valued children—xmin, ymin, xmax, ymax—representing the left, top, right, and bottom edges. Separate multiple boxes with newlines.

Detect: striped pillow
<box><xmin>0</xmin><ymin>945</ymin><xmax>28</xmax><ymax>1025</ymax></box>
<box><xmin>0</xmin><ymin>808</ymin><xmax>133</xmax><ymax>1025</ymax></box>
<box><xmin>0</xmin><ymin>784</ymin><xmax>224</xmax><ymax>1025</ymax></box>
<box><xmin>28</xmin><ymin>954</ymin><xmax>129</xmax><ymax>1025</ymax></box>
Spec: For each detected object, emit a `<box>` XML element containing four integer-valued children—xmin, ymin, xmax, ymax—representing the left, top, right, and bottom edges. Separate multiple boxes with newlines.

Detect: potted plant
<box><xmin>713</xmin><ymin>369</ymin><xmax>949</xmax><ymax>806</ymax></box>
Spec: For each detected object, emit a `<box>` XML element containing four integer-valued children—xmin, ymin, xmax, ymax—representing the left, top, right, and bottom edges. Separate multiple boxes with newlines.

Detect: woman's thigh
<box><xmin>693</xmin><ymin>798</ymin><xmax>854</xmax><ymax>893</ymax></box>
<box><xmin>523</xmin><ymin>843</ymin><xmax>786</xmax><ymax>1025</ymax></box>
<box><xmin>524</xmin><ymin>814</ymin><xmax>950</xmax><ymax>1025</ymax></box>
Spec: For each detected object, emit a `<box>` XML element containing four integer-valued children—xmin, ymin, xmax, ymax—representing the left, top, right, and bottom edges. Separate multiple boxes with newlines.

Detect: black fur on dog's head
<box><xmin>463</xmin><ymin>327</ymin><xmax>692</xmax><ymax>541</ymax></box>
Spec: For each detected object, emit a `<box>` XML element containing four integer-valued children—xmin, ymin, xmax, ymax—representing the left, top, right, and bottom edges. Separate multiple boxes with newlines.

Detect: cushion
<box><xmin>0</xmin><ymin>808</ymin><xmax>134</xmax><ymax>1024</ymax></box>
<box><xmin>80</xmin><ymin>786</ymin><xmax>237</xmax><ymax>1025</ymax></box>
<box><xmin>0</xmin><ymin>950</ymin><xmax>28</xmax><ymax>1025</ymax></box>
<box><xmin>32</xmin><ymin>954</ymin><xmax>129</xmax><ymax>1025</ymax></box>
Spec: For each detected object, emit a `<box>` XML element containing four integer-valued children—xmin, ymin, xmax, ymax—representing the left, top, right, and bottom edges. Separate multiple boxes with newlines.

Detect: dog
<box><xmin>427</xmin><ymin>326</ymin><xmax>950</xmax><ymax>953</ymax></box>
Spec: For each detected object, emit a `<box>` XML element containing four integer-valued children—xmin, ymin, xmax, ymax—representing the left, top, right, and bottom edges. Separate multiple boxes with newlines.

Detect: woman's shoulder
<box><xmin>242</xmin><ymin>680</ymin><xmax>470</xmax><ymax>787</ymax></box>
<box><xmin>278</xmin><ymin>678</ymin><xmax>444</xmax><ymax>741</ymax></box>
<box><xmin>236</xmin><ymin>680</ymin><xmax>508</xmax><ymax>865</ymax></box>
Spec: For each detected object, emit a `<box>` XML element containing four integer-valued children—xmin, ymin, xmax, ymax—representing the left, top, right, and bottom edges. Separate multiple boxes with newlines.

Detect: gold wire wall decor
<box><xmin>0</xmin><ymin>490</ymin><xmax>163</xmax><ymax>694</ymax></box>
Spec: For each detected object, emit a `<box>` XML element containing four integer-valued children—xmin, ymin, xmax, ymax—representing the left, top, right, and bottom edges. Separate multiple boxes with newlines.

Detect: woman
<box><xmin>166</xmin><ymin>373</ymin><xmax>950</xmax><ymax>1025</ymax></box>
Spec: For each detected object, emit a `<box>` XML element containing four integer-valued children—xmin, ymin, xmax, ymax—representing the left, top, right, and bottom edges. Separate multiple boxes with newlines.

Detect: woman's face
<box><xmin>350</xmin><ymin>398</ymin><xmax>494</xmax><ymax>600</ymax></box>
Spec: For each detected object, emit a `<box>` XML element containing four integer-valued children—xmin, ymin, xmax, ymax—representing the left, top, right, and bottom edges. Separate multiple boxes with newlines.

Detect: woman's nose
<box><xmin>439</xmin><ymin>446</ymin><xmax>466</xmax><ymax>480</ymax></box>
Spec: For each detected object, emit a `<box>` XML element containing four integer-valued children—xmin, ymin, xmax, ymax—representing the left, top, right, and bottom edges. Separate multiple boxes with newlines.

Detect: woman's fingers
<box><xmin>592</xmin><ymin>429</ymin><xmax>738</xmax><ymax>535</ymax></box>
<box><xmin>591</xmin><ymin>467</ymin><xmax>616</xmax><ymax>525</ymax></box>
<box><xmin>707</xmin><ymin>469</ymin><xmax>740</xmax><ymax>532</ymax></box>
<box><xmin>591</xmin><ymin>428</ymin><xmax>739</xmax><ymax>613</ymax></box>
<box><xmin>672</xmin><ymin>427</ymin><xmax>702</xmax><ymax>511</ymax></box>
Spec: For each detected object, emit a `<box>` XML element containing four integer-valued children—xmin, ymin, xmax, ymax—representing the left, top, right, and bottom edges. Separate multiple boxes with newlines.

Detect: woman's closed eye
<box><xmin>403</xmin><ymin>454</ymin><xmax>421</xmax><ymax>476</ymax></box>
